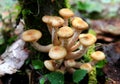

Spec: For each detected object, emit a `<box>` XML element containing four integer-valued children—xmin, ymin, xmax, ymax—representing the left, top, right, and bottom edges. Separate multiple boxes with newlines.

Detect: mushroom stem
<box><xmin>31</xmin><ymin>42</ymin><xmax>53</xmax><ymax>52</ymax></box>
<box><xmin>64</xmin><ymin>18</ymin><xmax>68</xmax><ymax>26</ymax></box>
<box><xmin>67</xmin><ymin>30</ymin><xmax>81</xmax><ymax>50</ymax></box>
<box><xmin>65</xmin><ymin>46</ymin><xmax>88</xmax><ymax>60</ymax></box>
<box><xmin>69</xmin><ymin>41</ymin><xmax>81</xmax><ymax>51</ymax></box>
<box><xmin>52</xmin><ymin>28</ymin><xmax>60</xmax><ymax>45</ymax></box>
<box><xmin>60</xmin><ymin>38</ymin><xmax>68</xmax><ymax>48</ymax></box>
<box><xmin>47</xmin><ymin>24</ymin><xmax>52</xmax><ymax>34</ymax></box>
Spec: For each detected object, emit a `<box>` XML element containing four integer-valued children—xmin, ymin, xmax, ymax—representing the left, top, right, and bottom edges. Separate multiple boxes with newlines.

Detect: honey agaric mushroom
<box><xmin>67</xmin><ymin>17</ymin><xmax>89</xmax><ymax>50</ymax></box>
<box><xmin>80</xmin><ymin>63</ymin><xmax>93</xmax><ymax>73</ymax></box>
<box><xmin>49</xmin><ymin>16</ymin><xmax>64</xmax><ymax>45</ymax></box>
<box><xmin>21</xmin><ymin>29</ymin><xmax>53</xmax><ymax>52</ymax></box>
<box><xmin>59</xmin><ymin>8</ymin><xmax>74</xmax><ymax>26</ymax></box>
<box><xmin>44</xmin><ymin>60</ymin><xmax>55</xmax><ymax>71</ymax></box>
<box><xmin>90</xmin><ymin>51</ymin><xmax>105</xmax><ymax>65</ymax></box>
<box><xmin>42</xmin><ymin>15</ymin><xmax>53</xmax><ymax>34</ymax></box>
<box><xmin>49</xmin><ymin>46</ymin><xmax>67</xmax><ymax>60</ymax></box>
<box><xmin>65</xmin><ymin>33</ymin><xmax>96</xmax><ymax>60</ymax></box>
<box><xmin>79</xmin><ymin>34</ymin><xmax>97</xmax><ymax>47</ymax></box>
<box><xmin>57</xmin><ymin>26</ymin><xmax>74</xmax><ymax>48</ymax></box>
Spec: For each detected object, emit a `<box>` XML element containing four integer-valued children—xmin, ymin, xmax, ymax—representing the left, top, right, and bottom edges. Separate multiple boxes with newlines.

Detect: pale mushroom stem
<box><xmin>67</xmin><ymin>30</ymin><xmax>82</xmax><ymax>50</ymax></box>
<box><xmin>31</xmin><ymin>42</ymin><xmax>53</xmax><ymax>52</ymax></box>
<box><xmin>65</xmin><ymin>46</ymin><xmax>88</xmax><ymax>60</ymax></box>
<box><xmin>60</xmin><ymin>38</ymin><xmax>68</xmax><ymax>48</ymax></box>
<box><xmin>70</xmin><ymin>41</ymin><xmax>81</xmax><ymax>51</ymax></box>
<box><xmin>64</xmin><ymin>18</ymin><xmax>68</xmax><ymax>26</ymax></box>
<box><xmin>47</xmin><ymin>24</ymin><xmax>52</xmax><ymax>35</ymax></box>
<box><xmin>52</xmin><ymin>28</ymin><xmax>60</xmax><ymax>45</ymax></box>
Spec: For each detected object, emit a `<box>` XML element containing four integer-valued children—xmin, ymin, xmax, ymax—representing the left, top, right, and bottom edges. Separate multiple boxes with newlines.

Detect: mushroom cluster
<box><xmin>21</xmin><ymin>8</ymin><xmax>105</xmax><ymax>74</ymax></box>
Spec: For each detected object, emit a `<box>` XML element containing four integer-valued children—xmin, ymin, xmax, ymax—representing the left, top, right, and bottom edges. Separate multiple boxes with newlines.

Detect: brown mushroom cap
<box><xmin>42</xmin><ymin>15</ymin><xmax>52</xmax><ymax>24</ymax></box>
<box><xmin>49</xmin><ymin>16</ymin><xmax>64</xmax><ymax>27</ymax></box>
<box><xmin>80</xmin><ymin>63</ymin><xmax>93</xmax><ymax>72</ymax></box>
<box><xmin>44</xmin><ymin>60</ymin><xmax>55</xmax><ymax>71</ymax></box>
<box><xmin>57</xmin><ymin>26</ymin><xmax>74</xmax><ymax>39</ymax></box>
<box><xmin>21</xmin><ymin>29</ymin><xmax>42</xmax><ymax>42</ymax></box>
<box><xmin>72</xmin><ymin>17</ymin><xmax>88</xmax><ymax>30</ymax></box>
<box><xmin>49</xmin><ymin>46</ymin><xmax>67</xmax><ymax>60</ymax></box>
<box><xmin>90</xmin><ymin>51</ymin><xmax>105</xmax><ymax>61</ymax></box>
<box><xmin>59</xmin><ymin>8</ymin><xmax>74</xmax><ymax>18</ymax></box>
<box><xmin>79</xmin><ymin>33</ymin><xmax>97</xmax><ymax>46</ymax></box>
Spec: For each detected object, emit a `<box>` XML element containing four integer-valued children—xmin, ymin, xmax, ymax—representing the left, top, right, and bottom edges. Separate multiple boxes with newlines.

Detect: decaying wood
<box><xmin>0</xmin><ymin>39</ymin><xmax>28</xmax><ymax>76</ymax></box>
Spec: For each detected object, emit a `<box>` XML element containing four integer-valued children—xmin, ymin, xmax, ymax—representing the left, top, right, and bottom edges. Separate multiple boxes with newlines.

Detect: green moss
<box><xmin>88</xmin><ymin>67</ymin><xmax>97</xmax><ymax>84</ymax></box>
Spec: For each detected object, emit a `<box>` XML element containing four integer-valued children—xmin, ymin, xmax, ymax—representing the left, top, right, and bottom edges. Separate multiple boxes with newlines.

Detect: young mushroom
<box><xmin>80</xmin><ymin>63</ymin><xmax>93</xmax><ymax>73</ymax></box>
<box><xmin>66</xmin><ymin>33</ymin><xmax>97</xmax><ymax>59</ymax></box>
<box><xmin>57</xmin><ymin>26</ymin><xmax>74</xmax><ymax>48</ymax></box>
<box><xmin>49</xmin><ymin>46</ymin><xmax>67</xmax><ymax>60</ymax></box>
<box><xmin>42</xmin><ymin>15</ymin><xmax>53</xmax><ymax>34</ymax></box>
<box><xmin>59</xmin><ymin>8</ymin><xmax>74</xmax><ymax>26</ymax></box>
<box><xmin>49</xmin><ymin>16</ymin><xmax>64</xmax><ymax>45</ymax></box>
<box><xmin>44</xmin><ymin>60</ymin><xmax>55</xmax><ymax>71</ymax></box>
<box><xmin>67</xmin><ymin>17</ymin><xmax>89</xmax><ymax>50</ymax></box>
<box><xmin>90</xmin><ymin>51</ymin><xmax>105</xmax><ymax>65</ymax></box>
<box><xmin>21</xmin><ymin>29</ymin><xmax>53</xmax><ymax>52</ymax></box>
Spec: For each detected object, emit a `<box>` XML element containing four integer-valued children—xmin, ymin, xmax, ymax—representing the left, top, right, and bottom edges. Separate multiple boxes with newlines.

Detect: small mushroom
<box><xmin>90</xmin><ymin>51</ymin><xmax>105</xmax><ymax>65</ymax></box>
<box><xmin>57</xmin><ymin>26</ymin><xmax>74</xmax><ymax>48</ymax></box>
<box><xmin>49</xmin><ymin>16</ymin><xmax>64</xmax><ymax>45</ymax></box>
<box><xmin>67</xmin><ymin>17</ymin><xmax>89</xmax><ymax>50</ymax></box>
<box><xmin>44</xmin><ymin>60</ymin><xmax>55</xmax><ymax>71</ymax></box>
<box><xmin>21</xmin><ymin>29</ymin><xmax>53</xmax><ymax>52</ymax></box>
<box><xmin>42</xmin><ymin>15</ymin><xmax>53</xmax><ymax>34</ymax></box>
<box><xmin>49</xmin><ymin>46</ymin><xmax>67</xmax><ymax>60</ymax></box>
<box><xmin>79</xmin><ymin>34</ymin><xmax>97</xmax><ymax>47</ymax></box>
<box><xmin>80</xmin><ymin>63</ymin><xmax>93</xmax><ymax>73</ymax></box>
<box><xmin>59</xmin><ymin>8</ymin><xmax>74</xmax><ymax>26</ymax></box>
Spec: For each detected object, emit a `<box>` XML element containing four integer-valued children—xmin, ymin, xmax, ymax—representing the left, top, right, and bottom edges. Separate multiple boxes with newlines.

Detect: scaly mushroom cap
<box><xmin>49</xmin><ymin>16</ymin><xmax>64</xmax><ymax>27</ymax></box>
<box><xmin>90</xmin><ymin>51</ymin><xmax>105</xmax><ymax>61</ymax></box>
<box><xmin>59</xmin><ymin>8</ymin><xmax>74</xmax><ymax>18</ymax></box>
<box><xmin>72</xmin><ymin>17</ymin><xmax>88</xmax><ymax>30</ymax></box>
<box><xmin>44</xmin><ymin>60</ymin><xmax>55</xmax><ymax>71</ymax></box>
<box><xmin>49</xmin><ymin>46</ymin><xmax>67</xmax><ymax>60</ymax></box>
<box><xmin>80</xmin><ymin>63</ymin><xmax>93</xmax><ymax>72</ymax></box>
<box><xmin>57</xmin><ymin>26</ymin><xmax>74</xmax><ymax>39</ymax></box>
<box><xmin>79</xmin><ymin>34</ymin><xmax>97</xmax><ymax>46</ymax></box>
<box><xmin>21</xmin><ymin>29</ymin><xmax>42</xmax><ymax>42</ymax></box>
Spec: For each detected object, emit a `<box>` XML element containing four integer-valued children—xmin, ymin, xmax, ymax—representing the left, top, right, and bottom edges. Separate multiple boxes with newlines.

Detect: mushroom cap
<box><xmin>80</xmin><ymin>63</ymin><xmax>93</xmax><ymax>72</ymax></box>
<box><xmin>44</xmin><ymin>60</ymin><xmax>55</xmax><ymax>71</ymax></box>
<box><xmin>49</xmin><ymin>46</ymin><xmax>67</xmax><ymax>60</ymax></box>
<box><xmin>64</xmin><ymin>59</ymin><xmax>76</xmax><ymax>67</ymax></box>
<box><xmin>49</xmin><ymin>16</ymin><xmax>64</xmax><ymax>27</ymax></box>
<box><xmin>57</xmin><ymin>26</ymin><xmax>74</xmax><ymax>39</ymax></box>
<box><xmin>79</xmin><ymin>33</ymin><xmax>97</xmax><ymax>46</ymax></box>
<box><xmin>42</xmin><ymin>15</ymin><xmax>52</xmax><ymax>24</ymax></box>
<box><xmin>72</xmin><ymin>17</ymin><xmax>88</xmax><ymax>30</ymax></box>
<box><xmin>90</xmin><ymin>51</ymin><xmax>105</xmax><ymax>61</ymax></box>
<box><xmin>59</xmin><ymin>8</ymin><xmax>74</xmax><ymax>18</ymax></box>
<box><xmin>21</xmin><ymin>29</ymin><xmax>42</xmax><ymax>42</ymax></box>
